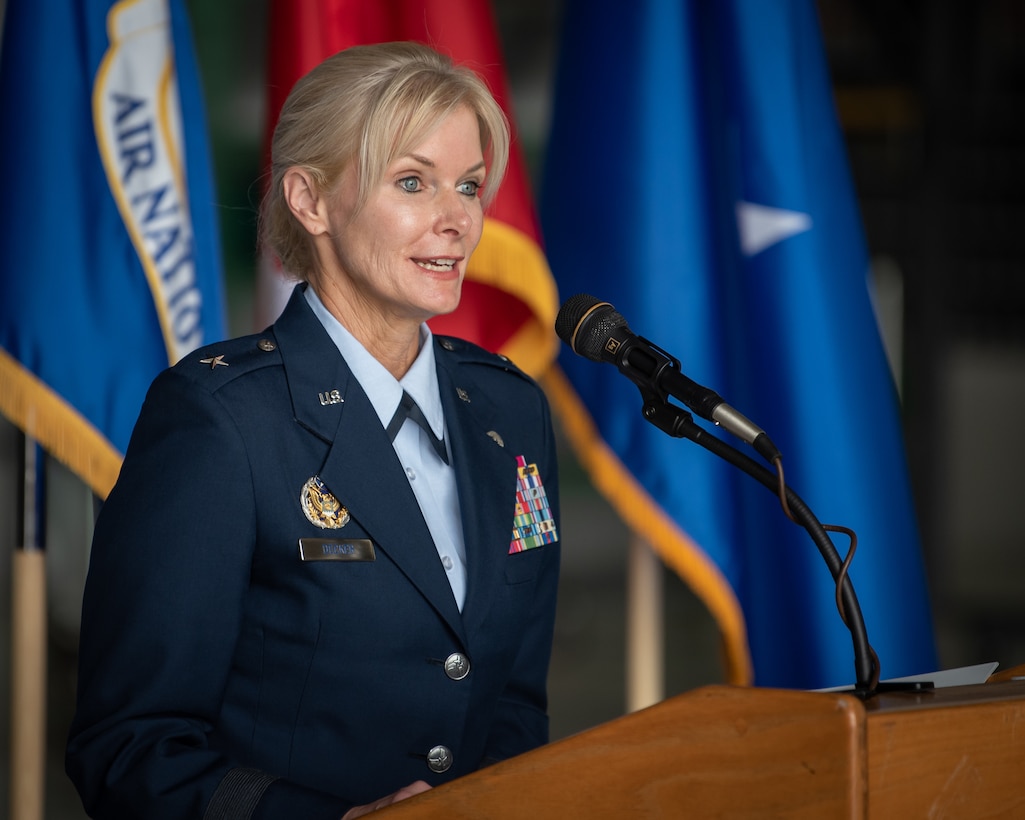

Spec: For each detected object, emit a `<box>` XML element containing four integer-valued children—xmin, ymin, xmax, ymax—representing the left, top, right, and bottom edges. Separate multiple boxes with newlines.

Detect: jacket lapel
<box><xmin>274</xmin><ymin>287</ymin><xmax>466</xmax><ymax>641</ymax></box>
<box><xmin>320</xmin><ymin>390</ymin><xmax>467</xmax><ymax>641</ymax></box>
<box><xmin>436</xmin><ymin>352</ymin><xmax>519</xmax><ymax>641</ymax></box>
<box><xmin>273</xmin><ymin>285</ymin><xmax>350</xmax><ymax>445</ymax></box>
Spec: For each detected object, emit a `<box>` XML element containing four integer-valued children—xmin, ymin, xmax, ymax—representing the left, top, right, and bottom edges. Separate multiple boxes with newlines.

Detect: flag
<box><xmin>541</xmin><ymin>0</ymin><xmax>937</xmax><ymax>689</ymax></box>
<box><xmin>0</xmin><ymin>0</ymin><xmax>226</xmax><ymax>501</ymax></box>
<box><xmin>256</xmin><ymin>0</ymin><xmax>558</xmax><ymax>377</ymax></box>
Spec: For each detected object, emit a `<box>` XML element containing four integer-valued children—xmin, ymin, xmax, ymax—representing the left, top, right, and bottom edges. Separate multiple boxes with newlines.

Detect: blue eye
<box><xmin>398</xmin><ymin>177</ymin><xmax>421</xmax><ymax>192</ymax></box>
<box><xmin>458</xmin><ymin>180</ymin><xmax>481</xmax><ymax>197</ymax></box>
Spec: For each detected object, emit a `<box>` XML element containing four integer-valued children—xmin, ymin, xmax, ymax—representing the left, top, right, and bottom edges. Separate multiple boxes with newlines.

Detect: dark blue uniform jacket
<box><xmin>66</xmin><ymin>286</ymin><xmax>561</xmax><ymax>819</ymax></box>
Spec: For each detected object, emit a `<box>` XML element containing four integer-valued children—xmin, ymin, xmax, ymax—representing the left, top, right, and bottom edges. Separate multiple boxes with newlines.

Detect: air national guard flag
<box><xmin>541</xmin><ymin>0</ymin><xmax>937</xmax><ymax>689</ymax></box>
<box><xmin>257</xmin><ymin>0</ymin><xmax>558</xmax><ymax>377</ymax></box>
<box><xmin>0</xmin><ymin>0</ymin><xmax>226</xmax><ymax>501</ymax></box>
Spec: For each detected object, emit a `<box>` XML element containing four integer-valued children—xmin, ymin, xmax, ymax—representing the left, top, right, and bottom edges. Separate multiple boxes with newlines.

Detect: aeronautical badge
<box><xmin>300</xmin><ymin>475</ymin><xmax>350</xmax><ymax>529</ymax></box>
<box><xmin>509</xmin><ymin>455</ymin><xmax>559</xmax><ymax>553</ymax></box>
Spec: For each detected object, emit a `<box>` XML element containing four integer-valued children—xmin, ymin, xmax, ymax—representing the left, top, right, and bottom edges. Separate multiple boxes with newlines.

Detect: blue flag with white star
<box><xmin>541</xmin><ymin>0</ymin><xmax>937</xmax><ymax>688</ymax></box>
<box><xmin>0</xmin><ymin>0</ymin><xmax>226</xmax><ymax>500</ymax></box>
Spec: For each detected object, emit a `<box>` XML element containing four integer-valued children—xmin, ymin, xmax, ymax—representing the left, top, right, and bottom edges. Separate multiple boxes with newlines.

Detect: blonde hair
<box><xmin>260</xmin><ymin>41</ymin><xmax>510</xmax><ymax>281</ymax></box>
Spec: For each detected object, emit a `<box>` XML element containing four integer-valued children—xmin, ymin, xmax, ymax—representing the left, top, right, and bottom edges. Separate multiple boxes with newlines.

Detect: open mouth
<box><xmin>415</xmin><ymin>258</ymin><xmax>458</xmax><ymax>272</ymax></box>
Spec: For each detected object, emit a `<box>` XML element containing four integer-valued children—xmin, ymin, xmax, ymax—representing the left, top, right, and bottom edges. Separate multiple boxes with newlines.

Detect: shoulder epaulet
<box><xmin>173</xmin><ymin>332</ymin><xmax>282</xmax><ymax>389</ymax></box>
<box><xmin>435</xmin><ymin>335</ymin><xmax>531</xmax><ymax>377</ymax></box>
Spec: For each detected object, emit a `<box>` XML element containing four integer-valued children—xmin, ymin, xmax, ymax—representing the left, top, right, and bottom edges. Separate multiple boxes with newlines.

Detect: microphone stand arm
<box><xmin>639</xmin><ymin>394</ymin><xmax>877</xmax><ymax>695</ymax></box>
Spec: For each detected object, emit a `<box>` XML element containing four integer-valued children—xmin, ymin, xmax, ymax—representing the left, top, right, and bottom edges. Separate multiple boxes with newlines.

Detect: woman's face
<box><xmin>322</xmin><ymin>104</ymin><xmax>486</xmax><ymax>329</ymax></box>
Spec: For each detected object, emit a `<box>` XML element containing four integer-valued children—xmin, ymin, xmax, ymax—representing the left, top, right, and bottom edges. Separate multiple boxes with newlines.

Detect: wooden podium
<box><xmin>379</xmin><ymin>671</ymin><xmax>1025</xmax><ymax>818</ymax></box>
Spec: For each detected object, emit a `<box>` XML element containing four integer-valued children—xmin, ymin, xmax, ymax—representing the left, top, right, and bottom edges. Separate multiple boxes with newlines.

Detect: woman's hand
<box><xmin>341</xmin><ymin>780</ymin><xmax>432</xmax><ymax>819</ymax></box>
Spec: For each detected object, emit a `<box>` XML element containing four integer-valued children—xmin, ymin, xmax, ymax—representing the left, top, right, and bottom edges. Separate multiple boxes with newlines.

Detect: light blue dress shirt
<box><xmin>305</xmin><ymin>287</ymin><xmax>468</xmax><ymax>610</ymax></box>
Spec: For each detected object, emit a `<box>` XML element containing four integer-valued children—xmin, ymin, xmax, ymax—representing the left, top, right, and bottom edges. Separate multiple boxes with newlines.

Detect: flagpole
<box><xmin>10</xmin><ymin>431</ymin><xmax>46</xmax><ymax>820</ymax></box>
<box><xmin>626</xmin><ymin>537</ymin><xmax>664</xmax><ymax>712</ymax></box>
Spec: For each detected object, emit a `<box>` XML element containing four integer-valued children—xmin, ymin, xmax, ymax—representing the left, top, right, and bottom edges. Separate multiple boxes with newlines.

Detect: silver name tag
<box><xmin>299</xmin><ymin>538</ymin><xmax>376</xmax><ymax>562</ymax></box>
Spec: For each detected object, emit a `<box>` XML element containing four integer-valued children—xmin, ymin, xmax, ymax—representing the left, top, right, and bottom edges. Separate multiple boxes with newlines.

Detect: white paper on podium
<box><xmin>814</xmin><ymin>661</ymin><xmax>1000</xmax><ymax>693</ymax></box>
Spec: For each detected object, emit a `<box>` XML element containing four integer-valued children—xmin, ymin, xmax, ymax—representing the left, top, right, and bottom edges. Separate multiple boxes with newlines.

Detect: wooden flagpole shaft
<box><xmin>10</xmin><ymin>433</ymin><xmax>46</xmax><ymax>820</ymax></box>
<box><xmin>11</xmin><ymin>550</ymin><xmax>47</xmax><ymax>820</ymax></box>
<box><xmin>626</xmin><ymin>536</ymin><xmax>664</xmax><ymax>712</ymax></box>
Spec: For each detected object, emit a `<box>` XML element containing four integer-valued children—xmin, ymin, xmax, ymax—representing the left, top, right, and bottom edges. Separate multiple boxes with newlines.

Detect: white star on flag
<box><xmin>735</xmin><ymin>201</ymin><xmax>813</xmax><ymax>257</ymax></box>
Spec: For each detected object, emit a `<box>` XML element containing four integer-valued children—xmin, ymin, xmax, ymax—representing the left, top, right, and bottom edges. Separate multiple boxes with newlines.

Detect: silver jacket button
<box><xmin>427</xmin><ymin>745</ymin><xmax>453</xmax><ymax>773</ymax></box>
<box><xmin>444</xmin><ymin>652</ymin><xmax>470</xmax><ymax>681</ymax></box>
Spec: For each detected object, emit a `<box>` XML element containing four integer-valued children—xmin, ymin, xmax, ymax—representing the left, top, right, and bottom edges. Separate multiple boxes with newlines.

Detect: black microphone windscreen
<box><xmin>555</xmin><ymin>294</ymin><xmax>628</xmax><ymax>362</ymax></box>
<box><xmin>554</xmin><ymin>293</ymin><xmax>599</xmax><ymax>344</ymax></box>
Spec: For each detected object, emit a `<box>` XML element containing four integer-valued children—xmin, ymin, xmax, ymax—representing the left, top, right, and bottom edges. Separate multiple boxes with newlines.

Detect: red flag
<box><xmin>259</xmin><ymin>0</ymin><xmax>558</xmax><ymax>377</ymax></box>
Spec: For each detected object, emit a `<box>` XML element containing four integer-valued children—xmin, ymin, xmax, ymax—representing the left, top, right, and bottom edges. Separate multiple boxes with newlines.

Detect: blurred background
<box><xmin>1</xmin><ymin>0</ymin><xmax>1024</xmax><ymax>816</ymax></box>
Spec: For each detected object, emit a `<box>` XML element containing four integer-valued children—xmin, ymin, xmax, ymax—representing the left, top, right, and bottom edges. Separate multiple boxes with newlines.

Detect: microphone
<box><xmin>556</xmin><ymin>294</ymin><xmax>887</xmax><ymax>692</ymax></box>
<box><xmin>555</xmin><ymin>294</ymin><xmax>781</xmax><ymax>462</ymax></box>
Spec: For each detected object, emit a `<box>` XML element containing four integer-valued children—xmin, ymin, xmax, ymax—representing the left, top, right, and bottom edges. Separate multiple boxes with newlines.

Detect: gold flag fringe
<box><xmin>468</xmin><ymin>218</ymin><xmax>560</xmax><ymax>379</ymax></box>
<box><xmin>0</xmin><ymin>348</ymin><xmax>122</xmax><ymax>501</ymax></box>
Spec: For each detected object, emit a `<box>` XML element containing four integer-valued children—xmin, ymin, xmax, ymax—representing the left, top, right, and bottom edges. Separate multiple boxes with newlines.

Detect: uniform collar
<box><xmin>304</xmin><ymin>286</ymin><xmax>445</xmax><ymax>438</ymax></box>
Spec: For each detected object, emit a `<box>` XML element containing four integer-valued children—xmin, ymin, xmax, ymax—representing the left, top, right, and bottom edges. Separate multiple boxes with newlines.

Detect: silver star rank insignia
<box><xmin>200</xmin><ymin>354</ymin><xmax>228</xmax><ymax>369</ymax></box>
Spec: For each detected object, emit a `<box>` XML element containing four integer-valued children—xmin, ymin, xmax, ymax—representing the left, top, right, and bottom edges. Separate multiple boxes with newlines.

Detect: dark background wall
<box><xmin>816</xmin><ymin>0</ymin><xmax>1025</xmax><ymax>667</ymax></box>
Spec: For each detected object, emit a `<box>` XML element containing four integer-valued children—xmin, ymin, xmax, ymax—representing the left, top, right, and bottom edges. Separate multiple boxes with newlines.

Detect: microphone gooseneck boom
<box><xmin>555</xmin><ymin>293</ymin><xmax>780</xmax><ymax>463</ymax></box>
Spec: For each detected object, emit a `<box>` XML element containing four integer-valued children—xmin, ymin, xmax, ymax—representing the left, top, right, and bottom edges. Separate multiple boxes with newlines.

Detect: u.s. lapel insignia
<box><xmin>509</xmin><ymin>455</ymin><xmax>558</xmax><ymax>553</ymax></box>
<box><xmin>487</xmin><ymin>430</ymin><xmax>505</xmax><ymax>447</ymax></box>
<box><xmin>300</xmin><ymin>475</ymin><xmax>350</xmax><ymax>529</ymax></box>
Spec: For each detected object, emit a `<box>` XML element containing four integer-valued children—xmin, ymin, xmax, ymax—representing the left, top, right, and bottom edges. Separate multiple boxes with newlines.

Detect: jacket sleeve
<box><xmin>64</xmin><ymin>369</ymin><xmax>349</xmax><ymax>820</ymax></box>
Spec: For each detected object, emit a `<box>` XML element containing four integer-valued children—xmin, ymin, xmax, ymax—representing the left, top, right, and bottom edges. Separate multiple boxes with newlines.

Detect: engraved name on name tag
<box><xmin>299</xmin><ymin>538</ymin><xmax>376</xmax><ymax>562</ymax></box>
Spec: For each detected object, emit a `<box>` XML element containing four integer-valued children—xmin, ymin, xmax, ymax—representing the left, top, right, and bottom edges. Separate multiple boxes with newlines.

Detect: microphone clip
<box><xmin>640</xmin><ymin>394</ymin><xmax>698</xmax><ymax>440</ymax></box>
<box><xmin>616</xmin><ymin>334</ymin><xmax>682</xmax><ymax>400</ymax></box>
